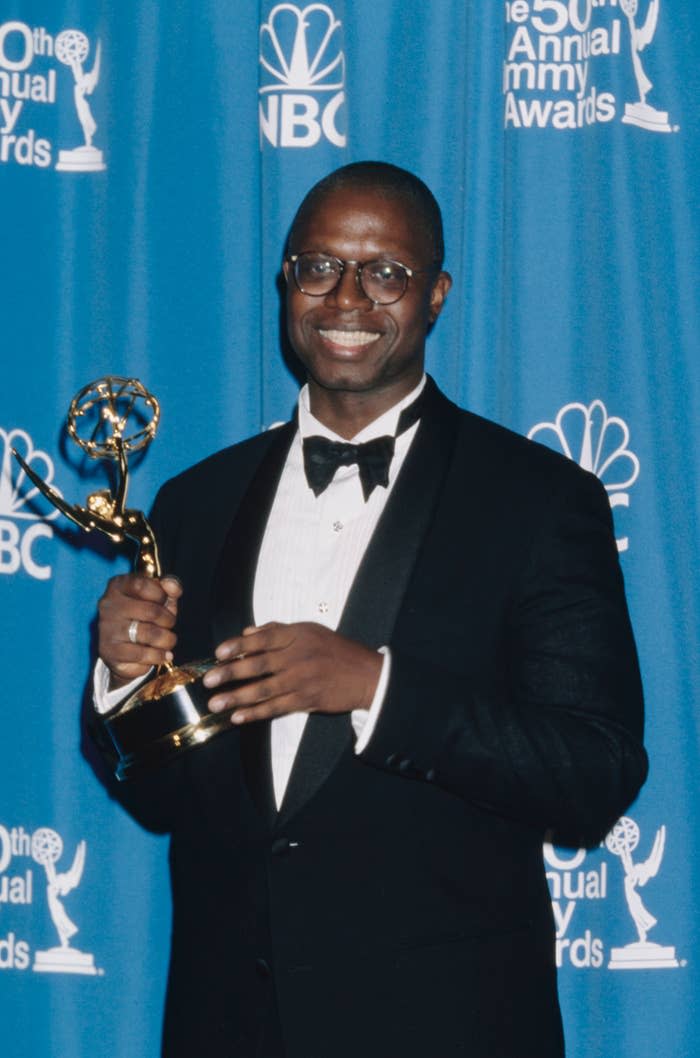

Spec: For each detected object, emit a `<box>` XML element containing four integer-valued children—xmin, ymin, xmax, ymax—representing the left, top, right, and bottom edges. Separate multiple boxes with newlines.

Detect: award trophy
<box><xmin>12</xmin><ymin>377</ymin><xmax>227</xmax><ymax>780</ymax></box>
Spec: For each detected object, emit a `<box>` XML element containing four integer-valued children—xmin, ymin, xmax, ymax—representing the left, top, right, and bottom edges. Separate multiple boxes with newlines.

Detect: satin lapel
<box><xmin>210</xmin><ymin>421</ymin><xmax>296</xmax><ymax>829</ymax></box>
<box><xmin>338</xmin><ymin>380</ymin><xmax>461</xmax><ymax>647</ymax></box>
<box><xmin>210</xmin><ymin>421</ymin><xmax>296</xmax><ymax>649</ymax></box>
<box><xmin>277</xmin><ymin>380</ymin><xmax>461</xmax><ymax>828</ymax></box>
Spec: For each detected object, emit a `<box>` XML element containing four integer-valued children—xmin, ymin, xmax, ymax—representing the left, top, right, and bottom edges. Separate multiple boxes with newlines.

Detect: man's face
<box><xmin>284</xmin><ymin>187</ymin><xmax>451</xmax><ymax>403</ymax></box>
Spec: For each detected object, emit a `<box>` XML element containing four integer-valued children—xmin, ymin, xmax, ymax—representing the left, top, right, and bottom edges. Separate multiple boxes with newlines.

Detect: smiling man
<box><xmin>94</xmin><ymin>162</ymin><xmax>647</xmax><ymax>1058</ymax></box>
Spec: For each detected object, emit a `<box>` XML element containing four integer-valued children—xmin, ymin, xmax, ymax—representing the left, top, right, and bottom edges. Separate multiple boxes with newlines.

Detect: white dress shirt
<box><xmin>95</xmin><ymin>375</ymin><xmax>425</xmax><ymax>809</ymax></box>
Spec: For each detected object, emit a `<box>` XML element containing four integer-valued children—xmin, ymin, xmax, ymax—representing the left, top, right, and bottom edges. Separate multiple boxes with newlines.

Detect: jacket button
<box><xmin>255</xmin><ymin>958</ymin><xmax>272</xmax><ymax>980</ymax></box>
<box><xmin>271</xmin><ymin>837</ymin><xmax>291</xmax><ymax>856</ymax></box>
<box><xmin>398</xmin><ymin>758</ymin><xmax>415</xmax><ymax>775</ymax></box>
<box><xmin>425</xmin><ymin>768</ymin><xmax>436</xmax><ymax>782</ymax></box>
<box><xmin>385</xmin><ymin>753</ymin><xmax>399</xmax><ymax>767</ymax></box>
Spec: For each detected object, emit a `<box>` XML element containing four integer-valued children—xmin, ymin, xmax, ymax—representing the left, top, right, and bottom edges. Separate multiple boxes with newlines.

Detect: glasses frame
<box><xmin>287</xmin><ymin>251</ymin><xmax>435</xmax><ymax>306</ymax></box>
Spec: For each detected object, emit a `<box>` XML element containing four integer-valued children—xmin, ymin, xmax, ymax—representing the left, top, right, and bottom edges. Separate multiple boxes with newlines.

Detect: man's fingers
<box><xmin>208</xmin><ymin>672</ymin><xmax>284</xmax><ymax>713</ymax></box>
<box><xmin>230</xmin><ymin>694</ymin><xmax>299</xmax><ymax>726</ymax></box>
<box><xmin>99</xmin><ymin>593</ymin><xmax>178</xmax><ymax>630</ymax></box>
<box><xmin>215</xmin><ymin>622</ymin><xmax>293</xmax><ymax>662</ymax></box>
<box><xmin>99</xmin><ymin>619</ymin><xmax>176</xmax><ymax>673</ymax></box>
<box><xmin>97</xmin><ymin>573</ymin><xmax>181</xmax><ymax>678</ymax></box>
<box><xmin>122</xmin><ymin>619</ymin><xmax>177</xmax><ymax>651</ymax></box>
<box><xmin>108</xmin><ymin>573</ymin><xmax>172</xmax><ymax>602</ymax></box>
<box><xmin>161</xmin><ymin>576</ymin><xmax>182</xmax><ymax>616</ymax></box>
<box><xmin>107</xmin><ymin>641</ymin><xmax>176</xmax><ymax>670</ymax></box>
<box><xmin>203</xmin><ymin>650</ymin><xmax>276</xmax><ymax>689</ymax></box>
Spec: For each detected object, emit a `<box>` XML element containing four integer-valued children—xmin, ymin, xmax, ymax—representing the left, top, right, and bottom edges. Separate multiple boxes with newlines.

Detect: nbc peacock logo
<box><xmin>259</xmin><ymin>3</ymin><xmax>346</xmax><ymax>148</ymax></box>
<box><xmin>0</xmin><ymin>427</ymin><xmax>59</xmax><ymax>579</ymax></box>
<box><xmin>528</xmin><ymin>400</ymin><xmax>640</xmax><ymax>552</ymax></box>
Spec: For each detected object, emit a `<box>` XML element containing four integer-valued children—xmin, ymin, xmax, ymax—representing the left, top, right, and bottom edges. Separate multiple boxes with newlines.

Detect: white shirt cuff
<box><xmin>351</xmin><ymin>646</ymin><xmax>391</xmax><ymax>754</ymax></box>
<box><xmin>93</xmin><ymin>658</ymin><xmax>151</xmax><ymax>715</ymax></box>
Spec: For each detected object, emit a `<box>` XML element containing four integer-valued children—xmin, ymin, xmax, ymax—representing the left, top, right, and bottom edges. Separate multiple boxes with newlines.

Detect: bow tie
<box><xmin>303</xmin><ymin>434</ymin><xmax>395</xmax><ymax>501</ymax></box>
<box><xmin>302</xmin><ymin>389</ymin><xmax>426</xmax><ymax>501</ymax></box>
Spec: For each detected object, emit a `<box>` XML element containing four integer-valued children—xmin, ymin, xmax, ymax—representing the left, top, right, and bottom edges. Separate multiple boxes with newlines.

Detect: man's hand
<box><xmin>202</xmin><ymin>622</ymin><xmax>383</xmax><ymax>724</ymax></box>
<box><xmin>97</xmin><ymin>574</ymin><xmax>182</xmax><ymax>688</ymax></box>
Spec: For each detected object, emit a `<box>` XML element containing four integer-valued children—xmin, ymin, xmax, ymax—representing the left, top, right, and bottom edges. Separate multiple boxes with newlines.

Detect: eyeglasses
<box><xmin>287</xmin><ymin>252</ymin><xmax>433</xmax><ymax>306</ymax></box>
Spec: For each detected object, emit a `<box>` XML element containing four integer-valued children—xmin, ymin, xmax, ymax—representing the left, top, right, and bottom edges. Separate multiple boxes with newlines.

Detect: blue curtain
<box><xmin>1</xmin><ymin>2</ymin><xmax>697</xmax><ymax>1054</ymax></box>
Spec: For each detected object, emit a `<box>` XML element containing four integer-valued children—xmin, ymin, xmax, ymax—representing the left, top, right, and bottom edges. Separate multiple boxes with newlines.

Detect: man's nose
<box><xmin>326</xmin><ymin>264</ymin><xmax>373</xmax><ymax>309</ymax></box>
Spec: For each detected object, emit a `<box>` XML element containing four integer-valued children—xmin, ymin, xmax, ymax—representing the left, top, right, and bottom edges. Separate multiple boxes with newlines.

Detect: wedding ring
<box><xmin>128</xmin><ymin>619</ymin><xmax>139</xmax><ymax>645</ymax></box>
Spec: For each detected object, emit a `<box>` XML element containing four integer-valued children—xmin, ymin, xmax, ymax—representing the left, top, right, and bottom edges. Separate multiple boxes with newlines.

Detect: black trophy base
<box><xmin>105</xmin><ymin>659</ymin><xmax>233</xmax><ymax>780</ymax></box>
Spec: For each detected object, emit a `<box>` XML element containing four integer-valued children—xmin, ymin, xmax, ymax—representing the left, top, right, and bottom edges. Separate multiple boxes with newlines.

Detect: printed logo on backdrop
<box><xmin>546</xmin><ymin>815</ymin><xmax>682</xmax><ymax>970</ymax></box>
<box><xmin>503</xmin><ymin>0</ymin><xmax>679</xmax><ymax>132</ymax></box>
<box><xmin>0</xmin><ymin>20</ymin><xmax>106</xmax><ymax>171</ymax></box>
<box><xmin>0</xmin><ymin>823</ymin><xmax>102</xmax><ymax>974</ymax></box>
<box><xmin>528</xmin><ymin>400</ymin><xmax>640</xmax><ymax>551</ymax></box>
<box><xmin>0</xmin><ymin>428</ymin><xmax>58</xmax><ymax>580</ymax></box>
<box><xmin>259</xmin><ymin>4</ymin><xmax>347</xmax><ymax>148</ymax></box>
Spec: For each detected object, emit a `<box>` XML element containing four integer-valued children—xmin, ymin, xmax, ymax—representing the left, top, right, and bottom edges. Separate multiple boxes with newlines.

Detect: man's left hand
<box><xmin>203</xmin><ymin>622</ymin><xmax>383</xmax><ymax>724</ymax></box>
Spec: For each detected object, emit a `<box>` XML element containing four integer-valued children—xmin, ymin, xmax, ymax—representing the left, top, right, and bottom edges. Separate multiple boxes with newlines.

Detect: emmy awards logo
<box><xmin>605</xmin><ymin>817</ymin><xmax>679</xmax><ymax>969</ymax></box>
<box><xmin>31</xmin><ymin>828</ymin><xmax>98</xmax><ymax>975</ymax></box>
<box><xmin>620</xmin><ymin>0</ymin><xmax>676</xmax><ymax>133</ymax></box>
<box><xmin>54</xmin><ymin>28</ymin><xmax>106</xmax><ymax>171</ymax></box>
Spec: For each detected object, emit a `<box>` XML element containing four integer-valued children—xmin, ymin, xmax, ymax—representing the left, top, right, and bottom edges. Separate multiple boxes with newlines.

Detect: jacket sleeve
<box><xmin>87</xmin><ymin>479</ymin><xmax>187</xmax><ymax>834</ymax></box>
<box><xmin>358</xmin><ymin>467</ymin><xmax>648</xmax><ymax>846</ymax></box>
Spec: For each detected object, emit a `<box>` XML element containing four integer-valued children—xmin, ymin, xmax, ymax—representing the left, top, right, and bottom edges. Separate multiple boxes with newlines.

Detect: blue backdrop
<box><xmin>1</xmin><ymin>2</ymin><xmax>698</xmax><ymax>1055</ymax></box>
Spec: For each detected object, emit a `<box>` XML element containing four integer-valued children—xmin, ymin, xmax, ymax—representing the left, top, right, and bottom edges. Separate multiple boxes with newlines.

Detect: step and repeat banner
<box><xmin>1</xmin><ymin>2</ymin><xmax>698</xmax><ymax>1055</ymax></box>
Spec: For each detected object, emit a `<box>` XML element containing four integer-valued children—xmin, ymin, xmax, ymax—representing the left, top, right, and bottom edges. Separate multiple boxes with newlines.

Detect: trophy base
<box><xmin>56</xmin><ymin>145</ymin><xmax>107</xmax><ymax>171</ymax></box>
<box><xmin>105</xmin><ymin>660</ymin><xmax>233</xmax><ymax>780</ymax></box>
<box><xmin>608</xmin><ymin>941</ymin><xmax>679</xmax><ymax>970</ymax></box>
<box><xmin>622</xmin><ymin>102</ymin><xmax>672</xmax><ymax>133</ymax></box>
<box><xmin>33</xmin><ymin>947</ymin><xmax>98</xmax><ymax>975</ymax></box>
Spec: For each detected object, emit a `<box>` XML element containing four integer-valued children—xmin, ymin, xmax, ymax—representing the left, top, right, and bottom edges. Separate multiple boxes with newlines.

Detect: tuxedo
<box><xmin>101</xmin><ymin>378</ymin><xmax>647</xmax><ymax>1058</ymax></box>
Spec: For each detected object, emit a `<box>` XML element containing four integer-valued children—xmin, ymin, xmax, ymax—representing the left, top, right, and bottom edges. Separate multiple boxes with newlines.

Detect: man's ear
<box><xmin>428</xmin><ymin>271</ymin><xmax>452</xmax><ymax>323</ymax></box>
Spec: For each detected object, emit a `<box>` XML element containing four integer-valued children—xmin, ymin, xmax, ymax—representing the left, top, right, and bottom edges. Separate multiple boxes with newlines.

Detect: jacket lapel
<box><xmin>210</xmin><ymin>421</ymin><xmax>296</xmax><ymax>649</ymax></box>
<box><xmin>209</xmin><ymin>421</ymin><xmax>296</xmax><ymax>829</ymax></box>
<box><xmin>277</xmin><ymin>379</ymin><xmax>461</xmax><ymax>827</ymax></box>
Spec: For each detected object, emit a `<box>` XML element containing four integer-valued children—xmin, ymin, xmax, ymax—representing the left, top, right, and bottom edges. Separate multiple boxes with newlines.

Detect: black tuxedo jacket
<box><xmin>103</xmin><ymin>379</ymin><xmax>647</xmax><ymax>1058</ymax></box>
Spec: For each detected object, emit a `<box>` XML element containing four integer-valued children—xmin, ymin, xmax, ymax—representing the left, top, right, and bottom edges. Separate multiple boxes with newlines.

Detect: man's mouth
<box><xmin>317</xmin><ymin>328</ymin><xmax>380</xmax><ymax>348</ymax></box>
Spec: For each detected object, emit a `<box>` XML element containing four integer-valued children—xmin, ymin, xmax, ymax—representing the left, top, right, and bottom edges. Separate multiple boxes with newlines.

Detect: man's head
<box><xmin>287</xmin><ymin>161</ymin><xmax>446</xmax><ymax>271</ymax></box>
<box><xmin>283</xmin><ymin>162</ymin><xmax>452</xmax><ymax>426</ymax></box>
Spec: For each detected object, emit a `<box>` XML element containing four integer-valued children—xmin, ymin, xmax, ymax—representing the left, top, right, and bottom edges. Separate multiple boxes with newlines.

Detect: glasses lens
<box><xmin>360</xmin><ymin>260</ymin><xmax>409</xmax><ymax>304</ymax></box>
<box><xmin>294</xmin><ymin>253</ymin><xmax>341</xmax><ymax>295</ymax></box>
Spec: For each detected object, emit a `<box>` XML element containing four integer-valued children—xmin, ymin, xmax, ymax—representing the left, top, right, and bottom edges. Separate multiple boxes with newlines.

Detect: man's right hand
<box><xmin>97</xmin><ymin>574</ymin><xmax>182</xmax><ymax>689</ymax></box>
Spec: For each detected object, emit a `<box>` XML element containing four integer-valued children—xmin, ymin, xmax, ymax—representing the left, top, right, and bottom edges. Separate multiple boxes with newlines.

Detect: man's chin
<box><xmin>306</xmin><ymin>364</ymin><xmax>391</xmax><ymax>395</ymax></box>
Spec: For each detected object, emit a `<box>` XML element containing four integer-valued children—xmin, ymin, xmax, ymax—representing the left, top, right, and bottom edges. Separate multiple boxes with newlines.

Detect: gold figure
<box><xmin>12</xmin><ymin>376</ymin><xmax>222</xmax><ymax>780</ymax></box>
<box><xmin>12</xmin><ymin>377</ymin><xmax>161</xmax><ymax>577</ymax></box>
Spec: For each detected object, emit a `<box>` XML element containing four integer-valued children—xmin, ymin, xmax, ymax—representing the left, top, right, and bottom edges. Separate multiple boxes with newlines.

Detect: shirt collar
<box><xmin>298</xmin><ymin>374</ymin><xmax>427</xmax><ymax>443</ymax></box>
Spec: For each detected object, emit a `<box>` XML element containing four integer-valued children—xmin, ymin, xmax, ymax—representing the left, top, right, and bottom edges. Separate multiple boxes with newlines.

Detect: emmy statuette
<box><xmin>12</xmin><ymin>377</ymin><xmax>230</xmax><ymax>780</ymax></box>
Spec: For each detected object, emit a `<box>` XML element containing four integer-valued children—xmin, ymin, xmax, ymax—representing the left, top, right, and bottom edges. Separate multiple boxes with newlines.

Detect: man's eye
<box><xmin>302</xmin><ymin>256</ymin><xmax>337</xmax><ymax>277</ymax></box>
<box><xmin>368</xmin><ymin>261</ymin><xmax>405</xmax><ymax>285</ymax></box>
<box><xmin>311</xmin><ymin>262</ymin><xmax>334</xmax><ymax>276</ymax></box>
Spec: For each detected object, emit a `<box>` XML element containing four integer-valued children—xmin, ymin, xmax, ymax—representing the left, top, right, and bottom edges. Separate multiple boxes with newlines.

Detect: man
<box><xmin>94</xmin><ymin>162</ymin><xmax>647</xmax><ymax>1057</ymax></box>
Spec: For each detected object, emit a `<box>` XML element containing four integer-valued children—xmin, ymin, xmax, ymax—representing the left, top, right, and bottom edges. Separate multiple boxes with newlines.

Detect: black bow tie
<box><xmin>302</xmin><ymin>389</ymin><xmax>425</xmax><ymax>501</ymax></box>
